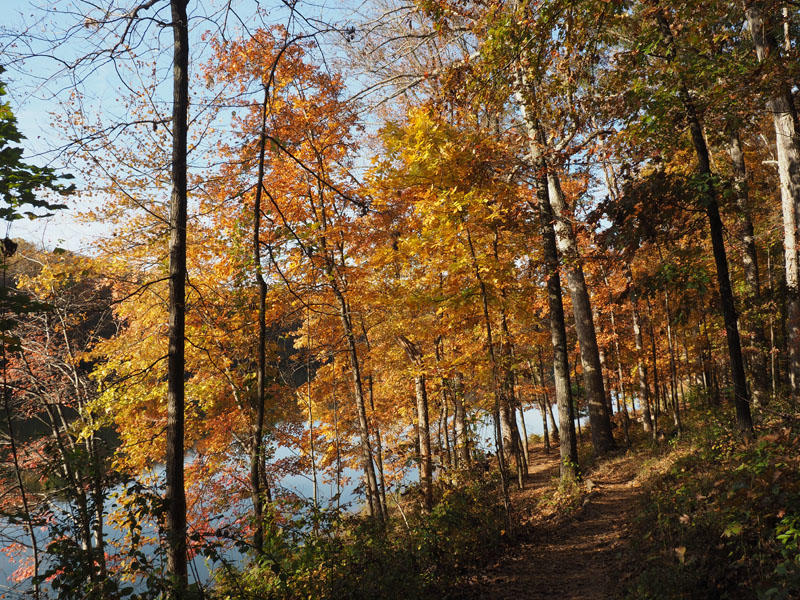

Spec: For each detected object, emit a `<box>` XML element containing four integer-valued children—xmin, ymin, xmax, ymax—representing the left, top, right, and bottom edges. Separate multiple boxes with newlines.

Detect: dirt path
<box><xmin>460</xmin><ymin>448</ymin><xmax>643</xmax><ymax>599</ymax></box>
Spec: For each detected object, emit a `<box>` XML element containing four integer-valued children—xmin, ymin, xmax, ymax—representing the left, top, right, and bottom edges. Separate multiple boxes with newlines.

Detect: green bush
<box><xmin>624</xmin><ymin>408</ymin><xmax>800</xmax><ymax>599</ymax></box>
<box><xmin>212</xmin><ymin>474</ymin><xmax>506</xmax><ymax>600</ymax></box>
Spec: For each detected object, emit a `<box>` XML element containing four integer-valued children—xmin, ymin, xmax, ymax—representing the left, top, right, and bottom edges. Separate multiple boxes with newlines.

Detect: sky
<box><xmin>2</xmin><ymin>0</ymin><xmax>371</xmax><ymax>253</ymax></box>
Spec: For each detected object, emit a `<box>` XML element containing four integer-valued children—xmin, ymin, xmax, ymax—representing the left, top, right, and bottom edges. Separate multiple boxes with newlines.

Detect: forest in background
<box><xmin>0</xmin><ymin>0</ymin><xmax>799</xmax><ymax>598</ymax></box>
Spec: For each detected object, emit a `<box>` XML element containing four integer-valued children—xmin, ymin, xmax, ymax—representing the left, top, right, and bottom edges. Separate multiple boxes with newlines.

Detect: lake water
<box><xmin>0</xmin><ymin>406</ymin><xmax>552</xmax><ymax>597</ymax></box>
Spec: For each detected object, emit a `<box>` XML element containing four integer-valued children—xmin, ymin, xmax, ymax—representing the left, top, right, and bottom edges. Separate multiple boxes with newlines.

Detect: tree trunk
<box><xmin>535</xmin><ymin>351</ymin><xmax>559</xmax><ymax>440</ymax></box>
<box><xmin>514</xmin><ymin>68</ymin><xmax>578</xmax><ymax>479</ymax></box>
<box><xmin>539</xmin><ymin>397</ymin><xmax>550</xmax><ymax>453</ymax></box>
<box><xmin>336</xmin><ymin>292</ymin><xmax>382</xmax><ymax>521</ymax></box>
<box><xmin>726</xmin><ymin>129</ymin><xmax>771</xmax><ymax>407</ymax></box>
<box><xmin>663</xmin><ymin>289</ymin><xmax>682</xmax><ymax>433</ymax></box>
<box><xmin>166</xmin><ymin>1</ymin><xmax>189</xmax><ymax>594</ymax></box>
<box><xmin>368</xmin><ymin>374</ymin><xmax>388</xmax><ymax>517</ymax></box>
<box><xmin>767</xmin><ymin>245</ymin><xmax>779</xmax><ymax>397</ymax></box>
<box><xmin>397</xmin><ymin>335</ymin><xmax>434</xmax><ymax>510</ymax></box>
<box><xmin>451</xmin><ymin>373</ymin><xmax>470</xmax><ymax>466</ymax></box>
<box><xmin>744</xmin><ymin>1</ymin><xmax>800</xmax><ymax>399</ymax></box>
<box><xmin>655</xmin><ymin>11</ymin><xmax>753</xmax><ymax>433</ymax></box>
<box><xmin>593</xmin><ymin>305</ymin><xmax>615</xmax><ymax>418</ymax></box>
<box><xmin>465</xmin><ymin>228</ymin><xmax>512</xmax><ymax>512</ymax></box>
<box><xmin>495</xmin><ymin>231</ymin><xmax>524</xmax><ymax>474</ymax></box>
<box><xmin>250</xmin><ymin>85</ymin><xmax>270</xmax><ymax>555</ymax></box>
<box><xmin>608</xmin><ymin>300</ymin><xmax>632</xmax><ymax>446</ymax></box>
<box><xmin>517</xmin><ymin>396</ymin><xmax>530</xmax><ymax>466</ymax></box>
<box><xmin>544</xmin><ymin>165</ymin><xmax>614</xmax><ymax>454</ymax></box>
<box><xmin>415</xmin><ymin>373</ymin><xmax>434</xmax><ymax>511</ymax></box>
<box><xmin>332</xmin><ymin>385</ymin><xmax>342</xmax><ymax>511</ymax></box>
<box><xmin>2</xmin><ymin>378</ymin><xmax>40</xmax><ymax>600</ymax></box>
<box><xmin>534</xmin><ymin>181</ymin><xmax>579</xmax><ymax>478</ymax></box>
<box><xmin>646</xmin><ymin>296</ymin><xmax>662</xmax><ymax>437</ymax></box>
<box><xmin>442</xmin><ymin>385</ymin><xmax>452</xmax><ymax>468</ymax></box>
<box><xmin>361</xmin><ymin>320</ymin><xmax>388</xmax><ymax>518</ymax></box>
<box><xmin>627</xmin><ymin>267</ymin><xmax>653</xmax><ymax>433</ymax></box>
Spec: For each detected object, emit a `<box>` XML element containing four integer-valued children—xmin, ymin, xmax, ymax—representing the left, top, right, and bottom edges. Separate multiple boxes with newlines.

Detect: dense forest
<box><xmin>0</xmin><ymin>0</ymin><xmax>799</xmax><ymax>598</ymax></box>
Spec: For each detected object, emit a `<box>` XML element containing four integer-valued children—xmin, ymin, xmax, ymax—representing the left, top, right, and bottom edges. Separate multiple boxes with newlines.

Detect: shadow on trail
<box><xmin>458</xmin><ymin>450</ymin><xmax>641</xmax><ymax>600</ymax></box>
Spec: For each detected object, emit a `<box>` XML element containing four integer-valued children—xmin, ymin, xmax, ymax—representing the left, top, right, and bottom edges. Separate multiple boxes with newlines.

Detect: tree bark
<box><xmin>726</xmin><ymin>129</ymin><xmax>771</xmax><ymax>407</ymax></box>
<box><xmin>662</xmin><ymin>289</ymin><xmax>682</xmax><ymax>432</ymax></box>
<box><xmin>656</xmin><ymin>11</ymin><xmax>753</xmax><ymax>433</ymax></box>
<box><xmin>361</xmin><ymin>321</ymin><xmax>388</xmax><ymax>518</ymax></box>
<box><xmin>465</xmin><ymin>228</ymin><xmax>512</xmax><ymax>511</ymax></box>
<box><xmin>544</xmin><ymin>161</ymin><xmax>615</xmax><ymax>454</ymax></box>
<box><xmin>744</xmin><ymin>1</ymin><xmax>800</xmax><ymax>399</ymax></box>
<box><xmin>166</xmin><ymin>1</ymin><xmax>189</xmax><ymax>595</ymax></box>
<box><xmin>495</xmin><ymin>230</ymin><xmax>525</xmax><ymax>474</ymax></box>
<box><xmin>517</xmin><ymin>396</ymin><xmax>530</xmax><ymax>466</ymax></box>
<box><xmin>415</xmin><ymin>373</ymin><xmax>433</xmax><ymax>510</ymax></box>
<box><xmin>250</xmin><ymin>85</ymin><xmax>270</xmax><ymax>556</ymax></box>
<box><xmin>398</xmin><ymin>335</ymin><xmax>433</xmax><ymax>511</ymax></box>
<box><xmin>336</xmin><ymin>292</ymin><xmax>382</xmax><ymax>521</ymax></box>
<box><xmin>627</xmin><ymin>267</ymin><xmax>653</xmax><ymax>433</ymax></box>
<box><xmin>534</xmin><ymin>351</ymin><xmax>559</xmax><ymax>440</ymax></box>
<box><xmin>646</xmin><ymin>296</ymin><xmax>662</xmax><ymax>435</ymax></box>
<box><xmin>514</xmin><ymin>68</ymin><xmax>578</xmax><ymax>479</ymax></box>
<box><xmin>367</xmin><ymin>373</ymin><xmax>388</xmax><ymax>517</ymax></box>
<box><xmin>533</xmin><ymin>179</ymin><xmax>579</xmax><ymax>479</ymax></box>
<box><xmin>450</xmin><ymin>373</ymin><xmax>469</xmax><ymax>466</ymax></box>
<box><xmin>608</xmin><ymin>299</ymin><xmax>632</xmax><ymax>446</ymax></box>
<box><xmin>505</xmin><ymin>6</ymin><xmax>615</xmax><ymax>455</ymax></box>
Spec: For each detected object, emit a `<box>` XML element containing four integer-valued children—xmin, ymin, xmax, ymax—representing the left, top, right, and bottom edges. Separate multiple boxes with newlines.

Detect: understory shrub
<box><xmin>212</xmin><ymin>473</ymin><xmax>506</xmax><ymax>600</ymax></box>
<box><xmin>624</xmin><ymin>405</ymin><xmax>800</xmax><ymax>599</ymax></box>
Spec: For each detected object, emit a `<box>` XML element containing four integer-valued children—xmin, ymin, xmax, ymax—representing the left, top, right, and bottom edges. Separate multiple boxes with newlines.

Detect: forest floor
<box><xmin>459</xmin><ymin>442</ymin><xmax>671</xmax><ymax>599</ymax></box>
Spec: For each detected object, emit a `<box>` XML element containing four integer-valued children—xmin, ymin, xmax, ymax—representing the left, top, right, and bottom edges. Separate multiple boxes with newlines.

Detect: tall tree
<box><xmin>166</xmin><ymin>0</ymin><xmax>190</xmax><ymax>595</ymax></box>
<box><xmin>652</xmin><ymin>8</ymin><xmax>753</xmax><ymax>434</ymax></box>
<box><xmin>742</xmin><ymin>0</ymin><xmax>800</xmax><ymax>399</ymax></box>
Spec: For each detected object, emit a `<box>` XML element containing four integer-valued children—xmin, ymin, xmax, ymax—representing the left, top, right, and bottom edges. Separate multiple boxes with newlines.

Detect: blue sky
<box><xmin>3</xmin><ymin>0</ymin><xmax>365</xmax><ymax>252</ymax></box>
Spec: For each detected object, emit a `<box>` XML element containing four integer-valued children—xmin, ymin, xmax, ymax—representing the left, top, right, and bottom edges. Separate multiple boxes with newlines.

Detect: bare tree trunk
<box><xmin>627</xmin><ymin>267</ymin><xmax>653</xmax><ymax>433</ymax></box>
<box><xmin>250</xmin><ymin>85</ymin><xmax>270</xmax><ymax>556</ymax></box>
<box><xmin>2</xmin><ymin>367</ymin><xmax>39</xmax><ymax>600</ymax></box>
<box><xmin>744</xmin><ymin>2</ymin><xmax>800</xmax><ymax>399</ymax></box>
<box><xmin>514</xmin><ymin>68</ymin><xmax>578</xmax><ymax>479</ymax></box>
<box><xmin>517</xmin><ymin>396</ymin><xmax>530</xmax><ymax>467</ymax></box>
<box><xmin>166</xmin><ymin>1</ymin><xmax>189</xmax><ymax>594</ymax></box>
<box><xmin>654</xmin><ymin>11</ymin><xmax>753</xmax><ymax>433</ymax></box>
<box><xmin>442</xmin><ymin>386</ymin><xmax>452</xmax><ymax>468</ymax></box>
<box><xmin>465</xmin><ymin>228</ymin><xmax>512</xmax><ymax>513</ymax></box>
<box><xmin>333</xmin><ymin>385</ymin><xmax>341</xmax><ymax>512</ymax></box>
<box><xmin>368</xmin><ymin>374</ymin><xmax>388</xmax><ymax>516</ymax></box>
<box><xmin>727</xmin><ymin>129</ymin><xmax>771</xmax><ymax>407</ymax></box>
<box><xmin>494</xmin><ymin>231</ymin><xmax>524</xmax><ymax>474</ymax></box>
<box><xmin>547</xmin><ymin>401</ymin><xmax>559</xmax><ymax>439</ymax></box>
<box><xmin>451</xmin><ymin>373</ymin><xmax>469</xmax><ymax>466</ymax></box>
<box><xmin>663</xmin><ymin>289</ymin><xmax>682</xmax><ymax>433</ymax></box>
<box><xmin>593</xmin><ymin>305</ymin><xmax>615</xmax><ymax>419</ymax></box>
<box><xmin>336</xmin><ymin>293</ymin><xmax>382</xmax><ymax>521</ymax></box>
<box><xmin>646</xmin><ymin>296</ymin><xmax>662</xmax><ymax>437</ymax></box>
<box><xmin>606</xmin><ymin>289</ymin><xmax>631</xmax><ymax>445</ymax></box>
<box><xmin>544</xmin><ymin>165</ymin><xmax>614</xmax><ymax>454</ymax></box>
<box><xmin>528</xmin><ymin>358</ymin><xmax>550</xmax><ymax>453</ymax></box>
<box><xmin>533</xmin><ymin>178</ymin><xmax>579</xmax><ymax>479</ymax></box>
<box><xmin>536</xmin><ymin>188</ymin><xmax>579</xmax><ymax>477</ymax></box>
<box><xmin>306</xmin><ymin>310</ymin><xmax>318</xmax><ymax>517</ymax></box>
<box><xmin>538</xmin><ymin>396</ymin><xmax>550</xmax><ymax>453</ymax></box>
<box><xmin>361</xmin><ymin>320</ymin><xmax>387</xmax><ymax>518</ymax></box>
<box><xmin>397</xmin><ymin>335</ymin><xmax>433</xmax><ymax>510</ymax></box>
<box><xmin>767</xmin><ymin>245</ymin><xmax>779</xmax><ymax>397</ymax></box>
<box><xmin>534</xmin><ymin>351</ymin><xmax>559</xmax><ymax>440</ymax></box>
<box><xmin>415</xmin><ymin>373</ymin><xmax>433</xmax><ymax>510</ymax></box>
